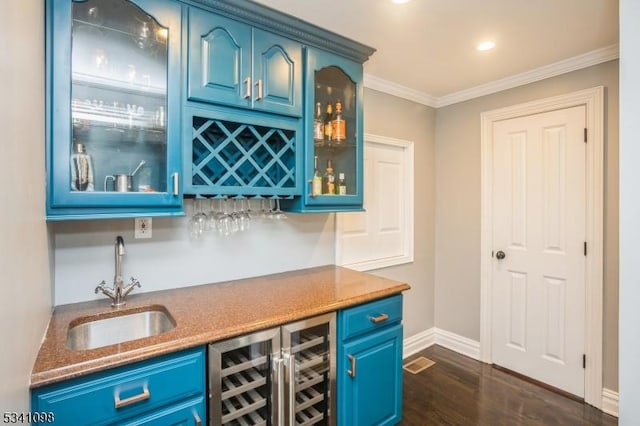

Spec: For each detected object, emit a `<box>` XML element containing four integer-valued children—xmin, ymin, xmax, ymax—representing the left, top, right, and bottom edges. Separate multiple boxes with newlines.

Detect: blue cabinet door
<box><xmin>282</xmin><ymin>48</ymin><xmax>364</xmax><ymax>212</ymax></box>
<box><xmin>46</xmin><ymin>0</ymin><xmax>184</xmax><ymax>220</ymax></box>
<box><xmin>187</xmin><ymin>8</ymin><xmax>252</xmax><ymax>110</ymax></box>
<box><xmin>338</xmin><ymin>324</ymin><xmax>403</xmax><ymax>426</ymax></box>
<box><xmin>187</xmin><ymin>7</ymin><xmax>302</xmax><ymax>117</ymax></box>
<box><xmin>253</xmin><ymin>29</ymin><xmax>302</xmax><ymax>117</ymax></box>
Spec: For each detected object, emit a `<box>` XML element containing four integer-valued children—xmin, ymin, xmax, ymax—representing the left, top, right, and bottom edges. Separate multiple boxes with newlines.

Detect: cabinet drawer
<box><xmin>31</xmin><ymin>347</ymin><xmax>205</xmax><ymax>426</ymax></box>
<box><xmin>339</xmin><ymin>295</ymin><xmax>402</xmax><ymax>341</ymax></box>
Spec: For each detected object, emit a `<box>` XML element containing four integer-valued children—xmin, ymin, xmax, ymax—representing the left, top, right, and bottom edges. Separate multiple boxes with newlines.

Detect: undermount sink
<box><xmin>67</xmin><ymin>306</ymin><xmax>176</xmax><ymax>351</ymax></box>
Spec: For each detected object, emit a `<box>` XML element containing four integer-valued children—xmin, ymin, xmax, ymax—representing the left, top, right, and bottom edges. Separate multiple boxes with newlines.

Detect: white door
<box><xmin>491</xmin><ymin>105</ymin><xmax>586</xmax><ymax>397</ymax></box>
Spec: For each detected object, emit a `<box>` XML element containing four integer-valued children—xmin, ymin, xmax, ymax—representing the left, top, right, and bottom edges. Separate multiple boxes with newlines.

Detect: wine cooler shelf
<box><xmin>220</xmin><ymin>348</ymin><xmax>269</xmax><ymax>425</ymax></box>
<box><xmin>221</xmin><ymin>388</ymin><xmax>267</xmax><ymax>425</ymax></box>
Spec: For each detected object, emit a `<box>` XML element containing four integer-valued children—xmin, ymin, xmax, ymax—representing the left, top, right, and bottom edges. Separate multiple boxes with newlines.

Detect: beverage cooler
<box><xmin>208</xmin><ymin>313</ymin><xmax>336</xmax><ymax>425</ymax></box>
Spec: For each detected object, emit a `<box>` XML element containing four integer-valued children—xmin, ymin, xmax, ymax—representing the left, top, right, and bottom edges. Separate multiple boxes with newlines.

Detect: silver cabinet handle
<box><xmin>272</xmin><ymin>356</ymin><xmax>284</xmax><ymax>426</ymax></box>
<box><xmin>255</xmin><ymin>79</ymin><xmax>263</xmax><ymax>101</ymax></box>
<box><xmin>347</xmin><ymin>354</ymin><xmax>356</xmax><ymax>378</ymax></box>
<box><xmin>369</xmin><ymin>313</ymin><xmax>389</xmax><ymax>324</ymax></box>
<box><xmin>172</xmin><ymin>172</ymin><xmax>179</xmax><ymax>196</ymax></box>
<box><xmin>285</xmin><ymin>353</ymin><xmax>296</xmax><ymax>425</ymax></box>
<box><xmin>193</xmin><ymin>411</ymin><xmax>202</xmax><ymax>426</ymax></box>
<box><xmin>243</xmin><ymin>77</ymin><xmax>252</xmax><ymax>99</ymax></box>
<box><xmin>114</xmin><ymin>386</ymin><xmax>150</xmax><ymax>409</ymax></box>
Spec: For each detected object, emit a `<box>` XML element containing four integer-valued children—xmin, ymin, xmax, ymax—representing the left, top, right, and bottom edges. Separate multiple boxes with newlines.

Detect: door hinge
<box><xmin>584</xmin><ymin>241</ymin><xmax>587</xmax><ymax>256</ymax></box>
<box><xmin>583</xmin><ymin>354</ymin><xmax>586</xmax><ymax>369</ymax></box>
<box><xmin>584</xmin><ymin>128</ymin><xmax>587</xmax><ymax>143</ymax></box>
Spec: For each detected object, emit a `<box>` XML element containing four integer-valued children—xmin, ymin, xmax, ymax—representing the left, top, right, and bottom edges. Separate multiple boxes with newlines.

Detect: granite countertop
<box><xmin>31</xmin><ymin>265</ymin><xmax>410</xmax><ymax>388</ymax></box>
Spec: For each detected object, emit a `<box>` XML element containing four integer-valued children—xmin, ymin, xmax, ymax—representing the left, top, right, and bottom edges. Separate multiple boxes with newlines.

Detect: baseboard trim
<box><xmin>403</xmin><ymin>328</ymin><xmax>435</xmax><ymax>358</ymax></box>
<box><xmin>433</xmin><ymin>328</ymin><xmax>481</xmax><ymax>360</ymax></box>
<box><xmin>601</xmin><ymin>388</ymin><xmax>619</xmax><ymax>417</ymax></box>
<box><xmin>403</xmin><ymin>327</ymin><xmax>480</xmax><ymax>360</ymax></box>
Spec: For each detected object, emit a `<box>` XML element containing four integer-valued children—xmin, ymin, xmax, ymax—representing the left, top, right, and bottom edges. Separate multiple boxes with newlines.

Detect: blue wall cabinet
<box><xmin>46</xmin><ymin>0</ymin><xmax>183</xmax><ymax>220</ymax></box>
<box><xmin>282</xmin><ymin>48</ymin><xmax>365</xmax><ymax>212</ymax></box>
<box><xmin>187</xmin><ymin>7</ymin><xmax>303</xmax><ymax>117</ymax></box>
<box><xmin>338</xmin><ymin>295</ymin><xmax>404</xmax><ymax>425</ymax></box>
<box><xmin>31</xmin><ymin>347</ymin><xmax>205</xmax><ymax>425</ymax></box>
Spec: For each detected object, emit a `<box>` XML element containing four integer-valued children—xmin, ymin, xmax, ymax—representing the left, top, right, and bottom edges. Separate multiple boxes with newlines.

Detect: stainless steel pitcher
<box><xmin>104</xmin><ymin>174</ymin><xmax>132</xmax><ymax>192</ymax></box>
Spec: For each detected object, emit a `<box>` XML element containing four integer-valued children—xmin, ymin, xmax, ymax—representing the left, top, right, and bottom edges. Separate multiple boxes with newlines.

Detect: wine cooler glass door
<box><xmin>282</xmin><ymin>313</ymin><xmax>336</xmax><ymax>425</ymax></box>
<box><xmin>209</xmin><ymin>328</ymin><xmax>281</xmax><ymax>426</ymax></box>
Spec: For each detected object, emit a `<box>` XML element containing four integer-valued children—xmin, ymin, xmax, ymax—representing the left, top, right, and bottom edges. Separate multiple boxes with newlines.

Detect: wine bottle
<box><xmin>324</xmin><ymin>103</ymin><xmax>333</xmax><ymax>146</ymax></box>
<box><xmin>323</xmin><ymin>159</ymin><xmax>336</xmax><ymax>195</ymax></box>
<box><xmin>313</xmin><ymin>102</ymin><xmax>324</xmax><ymax>146</ymax></box>
<box><xmin>337</xmin><ymin>172</ymin><xmax>347</xmax><ymax>195</ymax></box>
<box><xmin>332</xmin><ymin>100</ymin><xmax>346</xmax><ymax>144</ymax></box>
<box><xmin>312</xmin><ymin>156</ymin><xmax>322</xmax><ymax>196</ymax></box>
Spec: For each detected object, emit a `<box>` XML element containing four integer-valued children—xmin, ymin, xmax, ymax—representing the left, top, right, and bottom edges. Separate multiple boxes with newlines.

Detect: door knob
<box><xmin>496</xmin><ymin>250</ymin><xmax>506</xmax><ymax>260</ymax></box>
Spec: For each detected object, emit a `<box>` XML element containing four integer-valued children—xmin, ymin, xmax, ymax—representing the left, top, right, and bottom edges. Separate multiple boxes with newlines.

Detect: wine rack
<box><xmin>209</xmin><ymin>314</ymin><xmax>335</xmax><ymax>425</ymax></box>
<box><xmin>187</xmin><ymin>115</ymin><xmax>298</xmax><ymax>197</ymax></box>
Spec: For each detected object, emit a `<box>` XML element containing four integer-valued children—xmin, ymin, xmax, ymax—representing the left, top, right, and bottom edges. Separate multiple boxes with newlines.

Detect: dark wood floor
<box><xmin>400</xmin><ymin>345</ymin><xmax>618</xmax><ymax>426</ymax></box>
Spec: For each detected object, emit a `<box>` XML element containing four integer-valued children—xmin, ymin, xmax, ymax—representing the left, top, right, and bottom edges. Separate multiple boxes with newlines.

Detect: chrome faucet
<box><xmin>95</xmin><ymin>236</ymin><xmax>141</xmax><ymax>307</ymax></box>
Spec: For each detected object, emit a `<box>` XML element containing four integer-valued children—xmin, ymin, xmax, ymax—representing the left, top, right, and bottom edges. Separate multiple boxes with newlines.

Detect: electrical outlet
<box><xmin>134</xmin><ymin>217</ymin><xmax>152</xmax><ymax>239</ymax></box>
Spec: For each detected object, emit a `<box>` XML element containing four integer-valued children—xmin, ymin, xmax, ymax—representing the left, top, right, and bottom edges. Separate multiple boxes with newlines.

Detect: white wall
<box><xmin>618</xmin><ymin>0</ymin><xmax>640</xmax><ymax>421</ymax></box>
<box><xmin>53</xmin><ymin>206</ymin><xmax>335</xmax><ymax>305</ymax></box>
<box><xmin>0</xmin><ymin>0</ymin><xmax>53</xmax><ymax>410</ymax></box>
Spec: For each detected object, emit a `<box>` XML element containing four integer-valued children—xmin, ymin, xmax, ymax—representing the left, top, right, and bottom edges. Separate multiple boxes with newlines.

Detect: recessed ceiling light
<box><xmin>391</xmin><ymin>0</ymin><xmax>413</xmax><ymax>4</ymax></box>
<box><xmin>477</xmin><ymin>41</ymin><xmax>496</xmax><ymax>51</ymax></box>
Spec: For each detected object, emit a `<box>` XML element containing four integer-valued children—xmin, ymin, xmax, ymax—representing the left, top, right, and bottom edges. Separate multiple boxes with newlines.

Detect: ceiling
<box><xmin>252</xmin><ymin>0</ymin><xmax>619</xmax><ymax>103</ymax></box>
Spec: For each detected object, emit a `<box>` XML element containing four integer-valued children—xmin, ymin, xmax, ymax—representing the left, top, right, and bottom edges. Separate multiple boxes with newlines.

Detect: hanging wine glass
<box><xmin>272</xmin><ymin>197</ymin><xmax>287</xmax><ymax>220</ymax></box>
<box><xmin>237</xmin><ymin>198</ymin><xmax>251</xmax><ymax>232</ymax></box>
<box><xmin>188</xmin><ymin>198</ymin><xmax>207</xmax><ymax>239</ymax></box>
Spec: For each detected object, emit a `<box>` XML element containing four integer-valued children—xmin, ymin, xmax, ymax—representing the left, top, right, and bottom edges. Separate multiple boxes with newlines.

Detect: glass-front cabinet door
<box><xmin>284</xmin><ymin>49</ymin><xmax>364</xmax><ymax>212</ymax></box>
<box><xmin>46</xmin><ymin>0</ymin><xmax>182</xmax><ymax>219</ymax></box>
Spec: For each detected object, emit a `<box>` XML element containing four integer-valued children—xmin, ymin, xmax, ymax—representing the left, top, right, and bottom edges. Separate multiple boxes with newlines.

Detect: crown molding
<box><xmin>364</xmin><ymin>74</ymin><xmax>438</xmax><ymax>107</ymax></box>
<box><xmin>364</xmin><ymin>44</ymin><xmax>619</xmax><ymax>108</ymax></box>
<box><xmin>437</xmin><ymin>44</ymin><xmax>619</xmax><ymax>107</ymax></box>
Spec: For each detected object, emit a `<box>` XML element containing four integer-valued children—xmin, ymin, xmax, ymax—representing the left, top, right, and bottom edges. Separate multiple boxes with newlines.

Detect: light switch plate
<box><xmin>134</xmin><ymin>217</ymin><xmax>152</xmax><ymax>239</ymax></box>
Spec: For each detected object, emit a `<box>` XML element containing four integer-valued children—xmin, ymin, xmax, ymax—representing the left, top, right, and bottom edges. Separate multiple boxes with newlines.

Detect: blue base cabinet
<box><xmin>31</xmin><ymin>347</ymin><xmax>205</xmax><ymax>426</ymax></box>
<box><xmin>338</xmin><ymin>295</ymin><xmax>404</xmax><ymax>425</ymax></box>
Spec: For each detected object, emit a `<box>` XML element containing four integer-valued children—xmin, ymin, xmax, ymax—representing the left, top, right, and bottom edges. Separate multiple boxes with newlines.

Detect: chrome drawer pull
<box><xmin>194</xmin><ymin>411</ymin><xmax>202</xmax><ymax>426</ymax></box>
<box><xmin>172</xmin><ymin>172</ymin><xmax>179</xmax><ymax>196</ymax></box>
<box><xmin>347</xmin><ymin>354</ymin><xmax>356</xmax><ymax>378</ymax></box>
<box><xmin>114</xmin><ymin>386</ymin><xmax>150</xmax><ymax>409</ymax></box>
<box><xmin>369</xmin><ymin>313</ymin><xmax>389</xmax><ymax>324</ymax></box>
<box><xmin>243</xmin><ymin>77</ymin><xmax>252</xmax><ymax>99</ymax></box>
<box><xmin>255</xmin><ymin>79</ymin><xmax>263</xmax><ymax>101</ymax></box>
